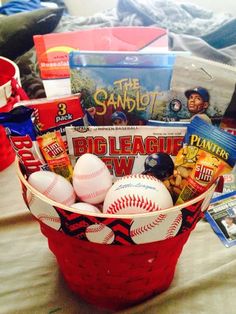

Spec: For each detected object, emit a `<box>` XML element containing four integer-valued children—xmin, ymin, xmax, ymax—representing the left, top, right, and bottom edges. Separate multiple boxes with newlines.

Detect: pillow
<box><xmin>0</xmin><ymin>7</ymin><xmax>63</xmax><ymax>60</ymax></box>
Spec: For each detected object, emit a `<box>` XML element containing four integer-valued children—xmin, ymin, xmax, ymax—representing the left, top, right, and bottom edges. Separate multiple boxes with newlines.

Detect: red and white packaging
<box><xmin>66</xmin><ymin>125</ymin><xmax>187</xmax><ymax>180</ymax></box>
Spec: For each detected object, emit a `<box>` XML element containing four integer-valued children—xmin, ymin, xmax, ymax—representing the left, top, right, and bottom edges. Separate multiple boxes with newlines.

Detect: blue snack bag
<box><xmin>0</xmin><ymin>106</ymin><xmax>48</xmax><ymax>175</ymax></box>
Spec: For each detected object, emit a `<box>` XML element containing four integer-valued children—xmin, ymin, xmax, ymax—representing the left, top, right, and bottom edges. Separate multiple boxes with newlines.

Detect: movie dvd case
<box><xmin>33</xmin><ymin>27</ymin><xmax>168</xmax><ymax>97</ymax></box>
<box><xmin>69</xmin><ymin>51</ymin><xmax>178</xmax><ymax>126</ymax></box>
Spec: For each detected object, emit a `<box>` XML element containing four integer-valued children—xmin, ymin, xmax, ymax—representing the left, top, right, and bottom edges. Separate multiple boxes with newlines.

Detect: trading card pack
<box><xmin>169</xmin><ymin>55</ymin><xmax>236</xmax><ymax>125</ymax></box>
<box><xmin>205</xmin><ymin>191</ymin><xmax>236</xmax><ymax>247</ymax></box>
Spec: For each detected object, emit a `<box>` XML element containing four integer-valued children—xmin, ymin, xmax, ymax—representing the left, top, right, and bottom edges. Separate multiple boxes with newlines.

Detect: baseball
<box><xmin>85</xmin><ymin>223</ymin><xmax>115</xmax><ymax>244</ymax></box>
<box><xmin>103</xmin><ymin>174</ymin><xmax>173</xmax><ymax>215</ymax></box>
<box><xmin>28</xmin><ymin>170</ymin><xmax>76</xmax><ymax>206</ymax></box>
<box><xmin>27</xmin><ymin>190</ymin><xmax>61</xmax><ymax>230</ymax></box>
<box><xmin>73</xmin><ymin>153</ymin><xmax>113</xmax><ymax>204</ymax></box>
<box><xmin>70</xmin><ymin>202</ymin><xmax>101</xmax><ymax>213</ymax></box>
<box><xmin>130</xmin><ymin>211</ymin><xmax>182</xmax><ymax>244</ymax></box>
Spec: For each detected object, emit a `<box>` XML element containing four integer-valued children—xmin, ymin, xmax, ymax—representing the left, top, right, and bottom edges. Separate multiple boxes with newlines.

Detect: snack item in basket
<box><xmin>103</xmin><ymin>174</ymin><xmax>173</xmax><ymax>215</ymax></box>
<box><xmin>14</xmin><ymin>94</ymin><xmax>91</xmax><ymax>150</ymax></box>
<box><xmin>174</xmin><ymin>116</ymin><xmax>236</xmax><ymax>205</ymax></box>
<box><xmin>0</xmin><ymin>105</ymin><xmax>47</xmax><ymax>175</ymax></box>
<box><xmin>142</xmin><ymin>152</ymin><xmax>174</xmax><ymax>180</ymax></box>
<box><xmin>73</xmin><ymin>153</ymin><xmax>113</xmax><ymax>205</ymax></box>
<box><xmin>70</xmin><ymin>202</ymin><xmax>101</xmax><ymax>214</ymax></box>
<box><xmin>37</xmin><ymin>131</ymin><xmax>73</xmax><ymax>181</ymax></box>
<box><xmin>66</xmin><ymin>125</ymin><xmax>186</xmax><ymax>179</ymax></box>
<box><xmin>28</xmin><ymin>170</ymin><xmax>76</xmax><ymax>206</ymax></box>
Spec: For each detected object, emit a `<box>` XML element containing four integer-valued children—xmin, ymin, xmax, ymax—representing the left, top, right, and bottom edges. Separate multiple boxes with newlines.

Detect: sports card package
<box><xmin>205</xmin><ymin>191</ymin><xmax>236</xmax><ymax>247</ymax></box>
<box><xmin>33</xmin><ymin>27</ymin><xmax>168</xmax><ymax>97</ymax></box>
<box><xmin>168</xmin><ymin>55</ymin><xmax>236</xmax><ymax>125</ymax></box>
<box><xmin>69</xmin><ymin>51</ymin><xmax>178</xmax><ymax>126</ymax></box>
<box><xmin>65</xmin><ymin>125</ymin><xmax>186</xmax><ymax>180</ymax></box>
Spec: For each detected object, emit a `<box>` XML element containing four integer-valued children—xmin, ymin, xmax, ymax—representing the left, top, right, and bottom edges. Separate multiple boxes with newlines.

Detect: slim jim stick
<box><xmin>37</xmin><ymin>131</ymin><xmax>73</xmax><ymax>181</ymax></box>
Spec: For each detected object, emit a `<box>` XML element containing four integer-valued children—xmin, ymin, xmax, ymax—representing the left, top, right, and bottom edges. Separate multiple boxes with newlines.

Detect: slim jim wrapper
<box><xmin>37</xmin><ymin>131</ymin><xmax>73</xmax><ymax>181</ymax></box>
<box><xmin>175</xmin><ymin>116</ymin><xmax>236</xmax><ymax>205</ymax></box>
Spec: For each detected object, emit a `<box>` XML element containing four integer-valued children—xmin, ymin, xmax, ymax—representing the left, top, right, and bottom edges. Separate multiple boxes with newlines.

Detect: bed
<box><xmin>1</xmin><ymin>1</ymin><xmax>236</xmax><ymax>313</ymax></box>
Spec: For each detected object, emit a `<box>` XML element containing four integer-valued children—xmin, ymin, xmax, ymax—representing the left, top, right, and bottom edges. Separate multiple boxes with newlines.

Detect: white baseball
<box><xmin>70</xmin><ymin>202</ymin><xmax>101</xmax><ymax>213</ymax></box>
<box><xmin>27</xmin><ymin>190</ymin><xmax>61</xmax><ymax>230</ymax></box>
<box><xmin>130</xmin><ymin>211</ymin><xmax>182</xmax><ymax>244</ymax></box>
<box><xmin>73</xmin><ymin>153</ymin><xmax>113</xmax><ymax>204</ymax></box>
<box><xmin>28</xmin><ymin>171</ymin><xmax>76</xmax><ymax>206</ymax></box>
<box><xmin>103</xmin><ymin>174</ymin><xmax>173</xmax><ymax>215</ymax></box>
<box><xmin>85</xmin><ymin>223</ymin><xmax>115</xmax><ymax>244</ymax></box>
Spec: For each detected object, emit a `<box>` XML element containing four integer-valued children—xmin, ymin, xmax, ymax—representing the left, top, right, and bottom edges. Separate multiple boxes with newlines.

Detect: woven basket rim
<box><xmin>16</xmin><ymin>159</ymin><xmax>216</xmax><ymax>219</ymax></box>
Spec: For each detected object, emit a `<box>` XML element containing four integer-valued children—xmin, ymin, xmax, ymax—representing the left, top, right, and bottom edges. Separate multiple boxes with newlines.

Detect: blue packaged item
<box><xmin>0</xmin><ymin>106</ymin><xmax>47</xmax><ymax>175</ymax></box>
<box><xmin>205</xmin><ymin>191</ymin><xmax>236</xmax><ymax>247</ymax></box>
<box><xmin>69</xmin><ymin>51</ymin><xmax>178</xmax><ymax>126</ymax></box>
<box><xmin>0</xmin><ymin>106</ymin><xmax>36</xmax><ymax>139</ymax></box>
<box><xmin>174</xmin><ymin>116</ymin><xmax>236</xmax><ymax>205</ymax></box>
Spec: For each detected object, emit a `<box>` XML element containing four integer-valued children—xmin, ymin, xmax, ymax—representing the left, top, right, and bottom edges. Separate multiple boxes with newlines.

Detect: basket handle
<box><xmin>11</xmin><ymin>77</ymin><xmax>29</xmax><ymax>101</ymax></box>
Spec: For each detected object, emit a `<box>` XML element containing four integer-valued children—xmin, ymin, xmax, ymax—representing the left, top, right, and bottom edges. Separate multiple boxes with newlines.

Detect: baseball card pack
<box><xmin>205</xmin><ymin>191</ymin><xmax>236</xmax><ymax>247</ymax></box>
<box><xmin>169</xmin><ymin>55</ymin><xmax>236</xmax><ymax>125</ymax></box>
<box><xmin>65</xmin><ymin>125</ymin><xmax>186</xmax><ymax>179</ymax></box>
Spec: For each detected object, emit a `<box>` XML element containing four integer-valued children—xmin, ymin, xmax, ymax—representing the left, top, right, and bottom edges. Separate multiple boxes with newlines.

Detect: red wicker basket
<box><xmin>0</xmin><ymin>56</ymin><xmax>28</xmax><ymax>171</ymax></box>
<box><xmin>17</xmin><ymin>162</ymin><xmax>216</xmax><ymax>310</ymax></box>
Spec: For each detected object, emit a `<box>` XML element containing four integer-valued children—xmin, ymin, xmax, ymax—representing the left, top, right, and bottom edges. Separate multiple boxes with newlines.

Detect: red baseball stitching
<box><xmin>103</xmin><ymin>231</ymin><xmax>114</xmax><ymax>244</ymax></box>
<box><xmin>106</xmin><ymin>194</ymin><xmax>160</xmax><ymax>214</ymax></box>
<box><xmin>41</xmin><ymin>175</ymin><xmax>75</xmax><ymax>205</ymax></box>
<box><xmin>80</xmin><ymin>188</ymin><xmax>108</xmax><ymax>201</ymax></box>
<box><xmin>130</xmin><ymin>214</ymin><xmax>167</xmax><ymax>238</ymax></box>
<box><xmin>87</xmin><ymin>224</ymin><xmax>105</xmax><ymax>233</ymax></box>
<box><xmin>37</xmin><ymin>214</ymin><xmax>60</xmax><ymax>223</ymax></box>
<box><xmin>118</xmin><ymin>174</ymin><xmax>161</xmax><ymax>182</ymax></box>
<box><xmin>62</xmin><ymin>192</ymin><xmax>75</xmax><ymax>206</ymax></box>
<box><xmin>73</xmin><ymin>165</ymin><xmax>106</xmax><ymax>180</ymax></box>
<box><xmin>42</xmin><ymin>175</ymin><xmax>58</xmax><ymax>198</ymax></box>
<box><xmin>166</xmin><ymin>213</ymin><xmax>182</xmax><ymax>238</ymax></box>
